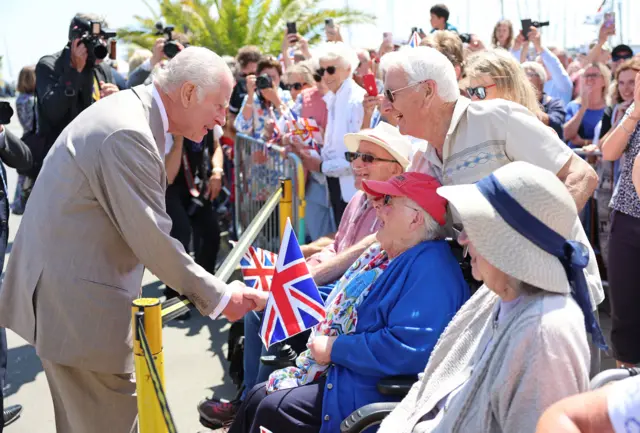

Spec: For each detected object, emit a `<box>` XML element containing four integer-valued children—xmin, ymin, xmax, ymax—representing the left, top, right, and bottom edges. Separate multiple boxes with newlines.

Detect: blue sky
<box><xmin>2</xmin><ymin>0</ymin><xmax>639</xmax><ymax>80</ymax></box>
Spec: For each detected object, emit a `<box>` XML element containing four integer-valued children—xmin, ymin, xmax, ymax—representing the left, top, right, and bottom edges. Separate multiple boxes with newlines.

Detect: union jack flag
<box><xmin>260</xmin><ymin>427</ymin><xmax>273</xmax><ymax>433</ymax></box>
<box><xmin>236</xmin><ymin>244</ymin><xmax>277</xmax><ymax>291</ymax></box>
<box><xmin>408</xmin><ymin>31</ymin><xmax>421</xmax><ymax>48</ymax></box>
<box><xmin>260</xmin><ymin>219</ymin><xmax>325</xmax><ymax>349</ymax></box>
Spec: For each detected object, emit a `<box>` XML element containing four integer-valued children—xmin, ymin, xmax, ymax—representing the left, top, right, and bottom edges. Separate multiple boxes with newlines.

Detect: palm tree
<box><xmin>118</xmin><ymin>0</ymin><xmax>375</xmax><ymax>57</ymax></box>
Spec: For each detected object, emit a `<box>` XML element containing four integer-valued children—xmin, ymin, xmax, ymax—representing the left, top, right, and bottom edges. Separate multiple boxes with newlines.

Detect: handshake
<box><xmin>221</xmin><ymin>280</ymin><xmax>269</xmax><ymax>322</ymax></box>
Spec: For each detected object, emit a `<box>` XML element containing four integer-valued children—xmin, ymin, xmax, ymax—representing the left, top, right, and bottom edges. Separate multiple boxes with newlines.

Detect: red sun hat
<box><xmin>363</xmin><ymin>172</ymin><xmax>448</xmax><ymax>226</ymax></box>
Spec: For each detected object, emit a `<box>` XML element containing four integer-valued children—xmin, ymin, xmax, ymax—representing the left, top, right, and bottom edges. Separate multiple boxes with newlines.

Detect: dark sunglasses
<box><xmin>290</xmin><ymin>82</ymin><xmax>306</xmax><ymax>90</ymax></box>
<box><xmin>613</xmin><ymin>53</ymin><xmax>632</xmax><ymax>62</ymax></box>
<box><xmin>384</xmin><ymin>80</ymin><xmax>428</xmax><ymax>103</ymax></box>
<box><xmin>316</xmin><ymin>66</ymin><xmax>337</xmax><ymax>77</ymax></box>
<box><xmin>345</xmin><ymin>151</ymin><xmax>398</xmax><ymax>164</ymax></box>
<box><xmin>313</xmin><ymin>74</ymin><xmax>322</xmax><ymax>83</ymax></box>
<box><xmin>466</xmin><ymin>84</ymin><xmax>497</xmax><ymax>100</ymax></box>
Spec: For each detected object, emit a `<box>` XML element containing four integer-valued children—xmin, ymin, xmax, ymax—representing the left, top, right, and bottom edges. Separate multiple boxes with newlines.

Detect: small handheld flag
<box><xmin>408</xmin><ymin>31</ymin><xmax>421</xmax><ymax>48</ymax></box>
<box><xmin>260</xmin><ymin>219</ymin><xmax>325</xmax><ymax>349</ymax></box>
<box><xmin>237</xmin><ymin>245</ymin><xmax>278</xmax><ymax>291</ymax></box>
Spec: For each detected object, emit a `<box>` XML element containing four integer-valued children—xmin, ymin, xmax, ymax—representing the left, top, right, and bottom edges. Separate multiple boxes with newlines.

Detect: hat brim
<box><xmin>437</xmin><ymin>184</ymin><xmax>570</xmax><ymax>294</ymax></box>
<box><xmin>361</xmin><ymin>178</ymin><xmax>405</xmax><ymax>198</ymax></box>
<box><xmin>344</xmin><ymin>133</ymin><xmax>410</xmax><ymax>169</ymax></box>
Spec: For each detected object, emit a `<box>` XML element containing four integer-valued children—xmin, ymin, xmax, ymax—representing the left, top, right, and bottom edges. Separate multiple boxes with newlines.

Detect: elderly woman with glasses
<box><xmin>379</xmin><ymin>161</ymin><xmax>605</xmax><ymax>433</ymax></box>
<box><xmin>225</xmin><ymin>172</ymin><xmax>470</xmax><ymax>433</ymax></box>
<box><xmin>296</xmin><ymin>42</ymin><xmax>367</xmax><ymax>227</ymax></box>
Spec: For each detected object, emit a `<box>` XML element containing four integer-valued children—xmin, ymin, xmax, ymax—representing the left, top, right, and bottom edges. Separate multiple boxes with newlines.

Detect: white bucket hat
<box><xmin>437</xmin><ymin>161</ymin><xmax>578</xmax><ymax>294</ymax></box>
<box><xmin>344</xmin><ymin>122</ymin><xmax>412</xmax><ymax>170</ymax></box>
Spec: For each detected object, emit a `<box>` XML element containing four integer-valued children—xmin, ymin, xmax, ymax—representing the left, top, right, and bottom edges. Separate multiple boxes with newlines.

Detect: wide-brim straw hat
<box><xmin>437</xmin><ymin>161</ymin><xmax>577</xmax><ymax>294</ymax></box>
<box><xmin>344</xmin><ymin>122</ymin><xmax>412</xmax><ymax>169</ymax></box>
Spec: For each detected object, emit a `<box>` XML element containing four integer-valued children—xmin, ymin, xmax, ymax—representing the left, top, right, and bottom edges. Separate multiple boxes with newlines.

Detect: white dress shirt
<box><xmin>150</xmin><ymin>84</ymin><xmax>231</xmax><ymax>319</ymax></box>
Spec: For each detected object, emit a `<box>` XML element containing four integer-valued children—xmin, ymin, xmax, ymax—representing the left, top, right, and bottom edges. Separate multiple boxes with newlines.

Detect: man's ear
<box><xmin>180</xmin><ymin>82</ymin><xmax>196</xmax><ymax>107</ymax></box>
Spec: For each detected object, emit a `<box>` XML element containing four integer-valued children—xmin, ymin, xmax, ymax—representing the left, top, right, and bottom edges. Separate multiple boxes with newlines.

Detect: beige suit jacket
<box><xmin>0</xmin><ymin>85</ymin><xmax>228</xmax><ymax>374</ymax></box>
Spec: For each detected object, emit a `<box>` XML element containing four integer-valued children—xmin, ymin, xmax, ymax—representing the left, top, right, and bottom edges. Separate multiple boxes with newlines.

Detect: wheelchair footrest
<box><xmin>340</xmin><ymin>402</ymin><xmax>399</xmax><ymax>433</ymax></box>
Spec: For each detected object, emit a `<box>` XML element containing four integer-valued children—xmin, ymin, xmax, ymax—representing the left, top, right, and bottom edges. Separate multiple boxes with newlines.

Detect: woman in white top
<box><xmin>379</xmin><ymin>161</ymin><xmax>608</xmax><ymax>433</ymax></box>
<box><xmin>296</xmin><ymin>42</ymin><xmax>365</xmax><ymax>227</ymax></box>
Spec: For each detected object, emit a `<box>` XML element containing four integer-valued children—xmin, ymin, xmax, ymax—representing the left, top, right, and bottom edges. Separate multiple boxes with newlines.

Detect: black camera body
<box><xmin>155</xmin><ymin>22</ymin><xmax>181</xmax><ymax>59</ymax></box>
<box><xmin>458</xmin><ymin>33</ymin><xmax>472</xmax><ymax>44</ymax></box>
<box><xmin>69</xmin><ymin>17</ymin><xmax>116</xmax><ymax>64</ymax></box>
<box><xmin>521</xmin><ymin>19</ymin><xmax>550</xmax><ymax>40</ymax></box>
<box><xmin>256</xmin><ymin>74</ymin><xmax>273</xmax><ymax>90</ymax></box>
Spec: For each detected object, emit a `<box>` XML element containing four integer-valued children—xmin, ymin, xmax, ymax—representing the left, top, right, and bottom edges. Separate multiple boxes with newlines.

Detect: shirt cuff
<box><xmin>140</xmin><ymin>59</ymin><xmax>152</xmax><ymax>72</ymax></box>
<box><xmin>209</xmin><ymin>287</ymin><xmax>232</xmax><ymax>320</ymax></box>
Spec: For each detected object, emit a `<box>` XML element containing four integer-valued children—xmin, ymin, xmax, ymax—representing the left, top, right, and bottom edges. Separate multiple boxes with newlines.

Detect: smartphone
<box><xmin>521</xmin><ymin>19</ymin><xmax>533</xmax><ymax>40</ymax></box>
<box><xmin>325</xmin><ymin>18</ymin><xmax>335</xmax><ymax>28</ymax></box>
<box><xmin>363</xmin><ymin>74</ymin><xmax>378</xmax><ymax>97</ymax></box>
<box><xmin>604</xmin><ymin>11</ymin><xmax>615</xmax><ymax>29</ymax></box>
<box><xmin>286</xmin><ymin>22</ymin><xmax>297</xmax><ymax>35</ymax></box>
<box><xmin>383</xmin><ymin>32</ymin><xmax>393</xmax><ymax>43</ymax></box>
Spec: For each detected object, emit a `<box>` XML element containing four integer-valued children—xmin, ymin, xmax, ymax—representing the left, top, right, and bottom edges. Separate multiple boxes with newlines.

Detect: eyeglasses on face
<box><xmin>384</xmin><ymin>80</ymin><xmax>429</xmax><ymax>103</ymax></box>
<box><xmin>382</xmin><ymin>194</ymin><xmax>421</xmax><ymax>212</ymax></box>
<box><xmin>290</xmin><ymin>82</ymin><xmax>306</xmax><ymax>90</ymax></box>
<box><xmin>466</xmin><ymin>84</ymin><xmax>497</xmax><ymax>100</ymax></box>
<box><xmin>313</xmin><ymin>74</ymin><xmax>322</xmax><ymax>83</ymax></box>
<box><xmin>316</xmin><ymin>66</ymin><xmax>337</xmax><ymax>77</ymax></box>
<box><xmin>584</xmin><ymin>73</ymin><xmax>602</xmax><ymax>80</ymax></box>
<box><xmin>345</xmin><ymin>151</ymin><xmax>398</xmax><ymax>164</ymax></box>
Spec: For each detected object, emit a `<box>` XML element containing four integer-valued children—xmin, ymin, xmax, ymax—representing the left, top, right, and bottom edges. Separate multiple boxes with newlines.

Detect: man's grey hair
<box><xmin>155</xmin><ymin>46</ymin><xmax>234</xmax><ymax>101</ymax></box>
<box><xmin>317</xmin><ymin>42</ymin><xmax>359</xmax><ymax>71</ymax></box>
<box><xmin>380</xmin><ymin>46</ymin><xmax>459</xmax><ymax>102</ymax></box>
<box><xmin>406</xmin><ymin>198</ymin><xmax>446</xmax><ymax>241</ymax></box>
<box><xmin>74</xmin><ymin>13</ymin><xmax>108</xmax><ymax>27</ymax></box>
<box><xmin>522</xmin><ymin>61</ymin><xmax>548</xmax><ymax>83</ymax></box>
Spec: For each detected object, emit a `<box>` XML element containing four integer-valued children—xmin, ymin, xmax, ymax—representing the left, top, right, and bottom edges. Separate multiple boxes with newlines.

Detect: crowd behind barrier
<box><xmin>1</xmin><ymin>2</ymin><xmax>640</xmax><ymax>433</ymax></box>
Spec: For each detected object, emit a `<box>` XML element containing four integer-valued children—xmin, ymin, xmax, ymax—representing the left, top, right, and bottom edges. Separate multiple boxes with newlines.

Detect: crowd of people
<box><xmin>0</xmin><ymin>2</ymin><xmax>640</xmax><ymax>433</ymax></box>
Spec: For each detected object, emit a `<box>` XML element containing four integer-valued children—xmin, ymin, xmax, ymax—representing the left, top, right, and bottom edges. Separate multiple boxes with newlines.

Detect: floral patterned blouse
<box><xmin>16</xmin><ymin>93</ymin><xmax>36</xmax><ymax>132</ymax></box>
<box><xmin>233</xmin><ymin>88</ymin><xmax>293</xmax><ymax>140</ymax></box>
<box><xmin>610</xmin><ymin>103</ymin><xmax>640</xmax><ymax>219</ymax></box>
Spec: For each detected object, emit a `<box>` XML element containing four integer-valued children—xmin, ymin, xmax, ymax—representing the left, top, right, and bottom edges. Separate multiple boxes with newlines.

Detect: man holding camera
<box><xmin>34</xmin><ymin>14</ymin><xmax>119</xmax><ymax>174</ymax></box>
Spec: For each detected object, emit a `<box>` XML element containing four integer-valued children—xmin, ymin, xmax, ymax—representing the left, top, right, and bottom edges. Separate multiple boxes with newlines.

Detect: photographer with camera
<box><xmin>0</xmin><ymin>102</ymin><xmax>34</xmax><ymax>431</ymax></box>
<box><xmin>33</xmin><ymin>13</ymin><xmax>119</xmax><ymax>177</ymax></box>
<box><xmin>234</xmin><ymin>57</ymin><xmax>293</xmax><ymax>140</ymax></box>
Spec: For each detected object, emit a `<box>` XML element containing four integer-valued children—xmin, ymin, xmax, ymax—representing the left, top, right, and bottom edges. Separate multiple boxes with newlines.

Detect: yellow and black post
<box><xmin>132</xmin><ymin>298</ymin><xmax>170</xmax><ymax>433</ymax></box>
<box><xmin>279</xmin><ymin>177</ymin><xmax>293</xmax><ymax>237</ymax></box>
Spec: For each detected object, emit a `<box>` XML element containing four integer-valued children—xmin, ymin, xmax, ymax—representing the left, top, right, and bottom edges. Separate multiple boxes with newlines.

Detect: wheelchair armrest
<box><xmin>340</xmin><ymin>402</ymin><xmax>399</xmax><ymax>433</ymax></box>
<box><xmin>377</xmin><ymin>375</ymin><xmax>418</xmax><ymax>397</ymax></box>
<box><xmin>260</xmin><ymin>344</ymin><xmax>297</xmax><ymax>368</ymax></box>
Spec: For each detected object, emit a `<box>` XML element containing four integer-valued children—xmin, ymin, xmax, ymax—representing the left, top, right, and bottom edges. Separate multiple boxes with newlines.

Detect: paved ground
<box><xmin>0</xmin><ymin>97</ymin><xmax>618</xmax><ymax>432</ymax></box>
<box><xmin>1</xmin><ymin>98</ymin><xmax>237</xmax><ymax>433</ymax></box>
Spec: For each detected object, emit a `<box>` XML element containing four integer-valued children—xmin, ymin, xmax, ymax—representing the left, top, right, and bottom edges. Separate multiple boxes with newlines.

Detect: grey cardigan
<box><xmin>379</xmin><ymin>286</ymin><xmax>590</xmax><ymax>433</ymax></box>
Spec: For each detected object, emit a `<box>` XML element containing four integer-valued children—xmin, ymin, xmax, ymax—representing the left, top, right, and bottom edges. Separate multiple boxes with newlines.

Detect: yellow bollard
<box><xmin>279</xmin><ymin>177</ymin><xmax>293</xmax><ymax>238</ymax></box>
<box><xmin>132</xmin><ymin>298</ymin><xmax>168</xmax><ymax>433</ymax></box>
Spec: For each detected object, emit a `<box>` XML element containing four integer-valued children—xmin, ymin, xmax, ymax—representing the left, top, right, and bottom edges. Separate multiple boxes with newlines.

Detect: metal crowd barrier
<box><xmin>234</xmin><ymin>134</ymin><xmax>306</xmax><ymax>252</ymax></box>
<box><xmin>133</xmin><ymin>180</ymin><xmax>292</xmax><ymax>433</ymax></box>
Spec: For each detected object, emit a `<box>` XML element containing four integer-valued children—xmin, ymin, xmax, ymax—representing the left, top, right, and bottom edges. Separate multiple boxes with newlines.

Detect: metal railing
<box><xmin>234</xmin><ymin>134</ymin><xmax>306</xmax><ymax>252</ymax></box>
<box><xmin>133</xmin><ymin>179</ymin><xmax>292</xmax><ymax>433</ymax></box>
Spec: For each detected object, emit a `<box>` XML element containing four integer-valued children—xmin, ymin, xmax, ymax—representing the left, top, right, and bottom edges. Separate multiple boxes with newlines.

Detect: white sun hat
<box><xmin>437</xmin><ymin>161</ymin><xmax>578</xmax><ymax>294</ymax></box>
<box><xmin>344</xmin><ymin>122</ymin><xmax>412</xmax><ymax>170</ymax></box>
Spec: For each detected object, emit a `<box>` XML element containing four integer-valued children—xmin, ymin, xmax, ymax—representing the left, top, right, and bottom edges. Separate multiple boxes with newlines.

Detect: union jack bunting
<box><xmin>260</xmin><ymin>219</ymin><xmax>325</xmax><ymax>349</ymax></box>
<box><xmin>235</xmin><ymin>242</ymin><xmax>277</xmax><ymax>291</ymax></box>
<box><xmin>408</xmin><ymin>31</ymin><xmax>421</xmax><ymax>48</ymax></box>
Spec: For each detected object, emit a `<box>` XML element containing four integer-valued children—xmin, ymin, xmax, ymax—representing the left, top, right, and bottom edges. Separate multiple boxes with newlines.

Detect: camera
<box><xmin>458</xmin><ymin>33</ymin><xmax>472</xmax><ymax>44</ymax></box>
<box><xmin>155</xmin><ymin>22</ymin><xmax>181</xmax><ymax>59</ymax></box>
<box><xmin>69</xmin><ymin>17</ymin><xmax>117</xmax><ymax>64</ymax></box>
<box><xmin>256</xmin><ymin>74</ymin><xmax>273</xmax><ymax>90</ymax></box>
<box><xmin>0</xmin><ymin>102</ymin><xmax>13</xmax><ymax>125</ymax></box>
<box><xmin>521</xmin><ymin>19</ymin><xmax>550</xmax><ymax>40</ymax></box>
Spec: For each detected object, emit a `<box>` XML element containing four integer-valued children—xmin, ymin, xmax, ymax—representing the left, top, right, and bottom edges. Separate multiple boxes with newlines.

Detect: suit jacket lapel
<box><xmin>131</xmin><ymin>85</ymin><xmax>166</xmax><ymax>157</ymax></box>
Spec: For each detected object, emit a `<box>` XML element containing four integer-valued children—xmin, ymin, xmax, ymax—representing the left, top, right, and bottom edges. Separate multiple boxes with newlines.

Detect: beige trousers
<box><xmin>41</xmin><ymin>359</ymin><xmax>138</xmax><ymax>433</ymax></box>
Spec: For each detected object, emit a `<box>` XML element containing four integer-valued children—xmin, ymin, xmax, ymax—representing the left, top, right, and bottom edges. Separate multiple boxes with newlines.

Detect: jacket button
<box><xmin>327</xmin><ymin>383</ymin><xmax>333</xmax><ymax>390</ymax></box>
<box><xmin>324</xmin><ymin>415</ymin><xmax>330</xmax><ymax>421</ymax></box>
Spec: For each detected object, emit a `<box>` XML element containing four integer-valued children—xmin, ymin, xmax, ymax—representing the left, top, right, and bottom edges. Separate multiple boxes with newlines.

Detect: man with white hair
<box><xmin>380</xmin><ymin>45</ymin><xmax>604</xmax><ymax>372</ymax></box>
<box><xmin>523</xmin><ymin>61</ymin><xmax>566</xmax><ymax>137</ymax></box>
<box><xmin>0</xmin><ymin>47</ymin><xmax>260</xmax><ymax>433</ymax></box>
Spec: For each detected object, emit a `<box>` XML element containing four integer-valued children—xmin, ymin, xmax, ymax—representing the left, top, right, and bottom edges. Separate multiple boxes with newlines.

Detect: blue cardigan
<box><xmin>319</xmin><ymin>240</ymin><xmax>470</xmax><ymax>433</ymax></box>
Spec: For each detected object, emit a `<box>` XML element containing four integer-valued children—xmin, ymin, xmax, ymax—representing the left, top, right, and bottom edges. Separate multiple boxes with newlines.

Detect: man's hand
<box><xmin>99</xmin><ymin>81</ymin><xmax>119</xmax><ymax>98</ymax></box>
<box><xmin>70</xmin><ymin>39</ymin><xmax>88</xmax><ymax>73</ymax></box>
<box><xmin>513</xmin><ymin>32</ymin><xmax>526</xmax><ymax>52</ymax></box>
<box><xmin>529</xmin><ymin>27</ymin><xmax>542</xmax><ymax>53</ymax></box>
<box><xmin>243</xmin><ymin>288</ymin><xmax>269</xmax><ymax>311</ymax></box>
<box><xmin>206</xmin><ymin>173</ymin><xmax>222</xmax><ymax>200</ymax></box>
<box><xmin>150</xmin><ymin>38</ymin><xmax>167</xmax><ymax>68</ymax></box>
<box><xmin>363</xmin><ymin>95</ymin><xmax>381</xmax><ymax>117</ymax></box>
<box><xmin>307</xmin><ymin>335</ymin><xmax>337</xmax><ymax>365</ymax></box>
<box><xmin>598</xmin><ymin>21</ymin><xmax>615</xmax><ymax>45</ymax></box>
<box><xmin>221</xmin><ymin>280</ymin><xmax>257</xmax><ymax>322</ymax></box>
<box><xmin>468</xmin><ymin>34</ymin><xmax>486</xmax><ymax>52</ymax></box>
<box><xmin>297</xmin><ymin>34</ymin><xmax>311</xmax><ymax>58</ymax></box>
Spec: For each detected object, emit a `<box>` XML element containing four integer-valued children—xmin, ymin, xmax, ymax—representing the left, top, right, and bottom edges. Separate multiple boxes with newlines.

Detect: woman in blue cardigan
<box><xmin>225</xmin><ymin>173</ymin><xmax>470</xmax><ymax>433</ymax></box>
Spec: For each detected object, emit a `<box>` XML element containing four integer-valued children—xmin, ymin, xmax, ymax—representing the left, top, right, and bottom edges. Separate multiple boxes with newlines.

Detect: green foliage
<box><xmin>118</xmin><ymin>0</ymin><xmax>375</xmax><ymax>57</ymax></box>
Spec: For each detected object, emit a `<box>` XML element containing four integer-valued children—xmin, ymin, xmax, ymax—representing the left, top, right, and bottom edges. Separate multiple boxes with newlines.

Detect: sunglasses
<box><xmin>382</xmin><ymin>194</ymin><xmax>421</xmax><ymax>212</ymax></box>
<box><xmin>345</xmin><ymin>151</ymin><xmax>398</xmax><ymax>164</ymax></box>
<box><xmin>385</xmin><ymin>80</ymin><xmax>429</xmax><ymax>103</ymax></box>
<box><xmin>466</xmin><ymin>84</ymin><xmax>496</xmax><ymax>100</ymax></box>
<box><xmin>584</xmin><ymin>73</ymin><xmax>602</xmax><ymax>80</ymax></box>
<box><xmin>290</xmin><ymin>82</ymin><xmax>306</xmax><ymax>90</ymax></box>
<box><xmin>313</xmin><ymin>74</ymin><xmax>322</xmax><ymax>83</ymax></box>
<box><xmin>613</xmin><ymin>54</ymin><xmax>632</xmax><ymax>62</ymax></box>
<box><xmin>316</xmin><ymin>66</ymin><xmax>337</xmax><ymax>77</ymax></box>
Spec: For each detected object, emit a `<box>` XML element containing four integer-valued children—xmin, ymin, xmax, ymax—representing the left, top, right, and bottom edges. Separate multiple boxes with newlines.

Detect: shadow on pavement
<box><xmin>5</xmin><ymin>344</ymin><xmax>42</xmax><ymax>398</ymax></box>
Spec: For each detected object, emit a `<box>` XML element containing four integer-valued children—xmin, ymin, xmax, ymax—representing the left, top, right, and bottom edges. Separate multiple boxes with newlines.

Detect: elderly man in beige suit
<box><xmin>0</xmin><ymin>47</ymin><xmax>258</xmax><ymax>433</ymax></box>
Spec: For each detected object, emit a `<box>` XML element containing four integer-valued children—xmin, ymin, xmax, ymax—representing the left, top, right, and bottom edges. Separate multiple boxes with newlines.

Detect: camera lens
<box><xmin>93</xmin><ymin>42</ymin><xmax>109</xmax><ymax>60</ymax></box>
<box><xmin>164</xmin><ymin>41</ymin><xmax>180</xmax><ymax>59</ymax></box>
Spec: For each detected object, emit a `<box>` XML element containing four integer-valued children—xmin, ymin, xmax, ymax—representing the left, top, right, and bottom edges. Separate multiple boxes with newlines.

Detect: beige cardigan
<box><xmin>378</xmin><ymin>286</ymin><xmax>590</xmax><ymax>433</ymax></box>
